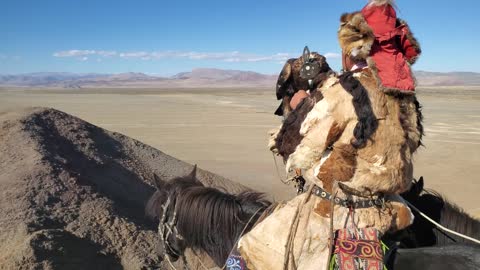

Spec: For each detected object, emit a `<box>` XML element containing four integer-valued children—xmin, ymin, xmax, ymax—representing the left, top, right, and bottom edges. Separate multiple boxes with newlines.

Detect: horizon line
<box><xmin>2</xmin><ymin>68</ymin><xmax>480</xmax><ymax>77</ymax></box>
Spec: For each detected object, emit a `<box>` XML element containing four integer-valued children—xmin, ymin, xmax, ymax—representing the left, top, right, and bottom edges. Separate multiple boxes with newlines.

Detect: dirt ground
<box><xmin>1</xmin><ymin>87</ymin><xmax>479</xmax><ymax>217</ymax></box>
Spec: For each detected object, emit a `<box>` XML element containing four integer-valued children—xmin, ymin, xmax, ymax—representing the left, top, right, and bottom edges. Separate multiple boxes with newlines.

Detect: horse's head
<box><xmin>275</xmin><ymin>49</ymin><xmax>334</xmax><ymax>117</ymax></box>
<box><xmin>400</xmin><ymin>176</ymin><xmax>424</xmax><ymax>203</ymax></box>
<box><xmin>146</xmin><ymin>165</ymin><xmax>272</xmax><ymax>267</ymax></box>
<box><xmin>145</xmin><ymin>165</ymin><xmax>200</xmax><ymax>262</ymax></box>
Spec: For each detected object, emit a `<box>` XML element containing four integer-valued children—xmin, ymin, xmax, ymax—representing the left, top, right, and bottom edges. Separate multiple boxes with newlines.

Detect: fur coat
<box><xmin>284</xmin><ymin>70</ymin><xmax>423</xmax><ymax>196</ymax></box>
<box><xmin>252</xmin><ymin>69</ymin><xmax>423</xmax><ymax>269</ymax></box>
<box><xmin>338</xmin><ymin>7</ymin><xmax>421</xmax><ymax>94</ymax></box>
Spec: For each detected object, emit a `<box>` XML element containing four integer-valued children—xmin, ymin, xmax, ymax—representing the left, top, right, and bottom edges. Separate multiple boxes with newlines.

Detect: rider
<box><xmin>291</xmin><ymin>0</ymin><xmax>421</xmax><ymax>110</ymax></box>
<box><xmin>344</xmin><ymin>0</ymin><xmax>421</xmax><ymax>94</ymax></box>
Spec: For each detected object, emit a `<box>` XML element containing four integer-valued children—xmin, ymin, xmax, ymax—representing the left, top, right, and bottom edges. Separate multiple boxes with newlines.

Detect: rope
<box><xmin>405</xmin><ymin>200</ymin><xmax>480</xmax><ymax>245</ymax></box>
<box><xmin>193</xmin><ymin>250</ymin><xmax>217</xmax><ymax>270</ymax></box>
<box><xmin>165</xmin><ymin>255</ymin><xmax>178</xmax><ymax>270</ymax></box>
<box><xmin>325</xmin><ymin>190</ymin><xmax>338</xmax><ymax>270</ymax></box>
<box><xmin>283</xmin><ymin>184</ymin><xmax>315</xmax><ymax>270</ymax></box>
<box><xmin>219</xmin><ymin>206</ymin><xmax>265</xmax><ymax>270</ymax></box>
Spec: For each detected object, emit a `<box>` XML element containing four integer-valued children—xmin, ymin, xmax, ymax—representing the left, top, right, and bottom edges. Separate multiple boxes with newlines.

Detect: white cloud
<box><xmin>324</xmin><ymin>52</ymin><xmax>341</xmax><ymax>59</ymax></box>
<box><xmin>52</xmin><ymin>49</ymin><xmax>340</xmax><ymax>63</ymax></box>
<box><xmin>119</xmin><ymin>51</ymin><xmax>149</xmax><ymax>58</ymax></box>
<box><xmin>54</xmin><ymin>49</ymin><xmax>293</xmax><ymax>62</ymax></box>
<box><xmin>0</xmin><ymin>54</ymin><xmax>22</xmax><ymax>61</ymax></box>
<box><xmin>53</xmin><ymin>50</ymin><xmax>95</xmax><ymax>57</ymax></box>
<box><xmin>97</xmin><ymin>50</ymin><xmax>117</xmax><ymax>57</ymax></box>
<box><xmin>53</xmin><ymin>50</ymin><xmax>116</xmax><ymax>58</ymax></box>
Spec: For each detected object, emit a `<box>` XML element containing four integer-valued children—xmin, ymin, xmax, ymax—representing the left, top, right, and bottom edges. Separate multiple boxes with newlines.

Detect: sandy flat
<box><xmin>1</xmin><ymin>87</ymin><xmax>479</xmax><ymax>217</ymax></box>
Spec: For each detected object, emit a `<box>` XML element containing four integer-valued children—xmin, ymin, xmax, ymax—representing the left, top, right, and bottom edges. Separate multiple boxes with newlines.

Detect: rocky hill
<box><xmin>0</xmin><ymin>107</ymin><xmax>245</xmax><ymax>269</ymax></box>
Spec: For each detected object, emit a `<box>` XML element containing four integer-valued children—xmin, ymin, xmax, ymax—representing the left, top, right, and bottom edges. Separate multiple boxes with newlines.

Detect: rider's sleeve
<box><xmin>398</xmin><ymin>20</ymin><xmax>421</xmax><ymax>65</ymax></box>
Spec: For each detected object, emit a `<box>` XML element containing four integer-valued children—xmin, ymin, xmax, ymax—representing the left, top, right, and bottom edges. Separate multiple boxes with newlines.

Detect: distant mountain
<box><xmin>0</xmin><ymin>72</ymin><xmax>168</xmax><ymax>88</ymax></box>
<box><xmin>166</xmin><ymin>68</ymin><xmax>276</xmax><ymax>87</ymax></box>
<box><xmin>0</xmin><ymin>72</ymin><xmax>105</xmax><ymax>87</ymax></box>
<box><xmin>1</xmin><ymin>69</ymin><xmax>480</xmax><ymax>88</ymax></box>
<box><xmin>179</xmin><ymin>68</ymin><xmax>272</xmax><ymax>81</ymax></box>
<box><xmin>414</xmin><ymin>71</ymin><xmax>480</xmax><ymax>86</ymax></box>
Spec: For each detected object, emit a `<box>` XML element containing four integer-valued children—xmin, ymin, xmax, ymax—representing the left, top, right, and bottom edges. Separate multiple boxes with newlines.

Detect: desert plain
<box><xmin>1</xmin><ymin>86</ymin><xmax>479</xmax><ymax>217</ymax></box>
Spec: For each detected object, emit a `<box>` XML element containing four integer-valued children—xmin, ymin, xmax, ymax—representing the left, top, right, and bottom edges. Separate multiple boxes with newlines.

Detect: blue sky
<box><xmin>1</xmin><ymin>0</ymin><xmax>479</xmax><ymax>75</ymax></box>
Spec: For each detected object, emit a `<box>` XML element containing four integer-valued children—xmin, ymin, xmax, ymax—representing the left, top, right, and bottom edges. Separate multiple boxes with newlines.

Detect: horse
<box><xmin>145</xmin><ymin>169</ymin><xmax>480</xmax><ymax>269</ymax></box>
<box><xmin>388</xmin><ymin>177</ymin><xmax>480</xmax><ymax>248</ymax></box>
<box><xmin>386</xmin><ymin>244</ymin><xmax>480</xmax><ymax>270</ymax></box>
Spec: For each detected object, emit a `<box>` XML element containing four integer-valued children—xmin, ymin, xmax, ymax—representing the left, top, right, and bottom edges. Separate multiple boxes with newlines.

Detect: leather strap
<box><xmin>311</xmin><ymin>185</ymin><xmax>385</xmax><ymax>209</ymax></box>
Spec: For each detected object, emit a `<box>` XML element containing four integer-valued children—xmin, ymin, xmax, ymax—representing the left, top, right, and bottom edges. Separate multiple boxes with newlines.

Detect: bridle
<box><xmin>159</xmin><ymin>196</ymin><xmax>184</xmax><ymax>260</ymax></box>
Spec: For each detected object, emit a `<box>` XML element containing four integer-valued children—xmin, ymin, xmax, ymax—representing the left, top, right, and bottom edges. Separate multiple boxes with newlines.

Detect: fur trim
<box><xmin>338</xmin><ymin>12</ymin><xmax>374</xmax><ymax>61</ymax></box>
<box><xmin>413</xmin><ymin>96</ymin><xmax>424</xmax><ymax>147</ymax></box>
<box><xmin>397</xmin><ymin>95</ymin><xmax>424</xmax><ymax>153</ymax></box>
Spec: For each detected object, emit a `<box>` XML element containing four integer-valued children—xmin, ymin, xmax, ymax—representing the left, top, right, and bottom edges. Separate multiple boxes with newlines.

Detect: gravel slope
<box><xmin>0</xmin><ymin>107</ymin><xmax>245</xmax><ymax>269</ymax></box>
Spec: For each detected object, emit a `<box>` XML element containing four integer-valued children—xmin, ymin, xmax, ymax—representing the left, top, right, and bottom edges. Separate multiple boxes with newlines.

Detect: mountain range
<box><xmin>1</xmin><ymin>68</ymin><xmax>480</xmax><ymax>88</ymax></box>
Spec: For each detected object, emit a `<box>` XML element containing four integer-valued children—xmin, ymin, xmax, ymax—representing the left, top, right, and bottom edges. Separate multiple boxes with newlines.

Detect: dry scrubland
<box><xmin>1</xmin><ymin>87</ymin><xmax>479</xmax><ymax>217</ymax></box>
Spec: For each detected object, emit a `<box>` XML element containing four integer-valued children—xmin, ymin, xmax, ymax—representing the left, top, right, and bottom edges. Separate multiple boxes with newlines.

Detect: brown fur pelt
<box><xmin>339</xmin><ymin>71</ymin><xmax>379</xmax><ymax>148</ymax></box>
<box><xmin>285</xmin><ymin>69</ymin><xmax>422</xmax><ymax>196</ymax></box>
<box><xmin>275</xmin><ymin>52</ymin><xmax>335</xmax><ymax>116</ymax></box>
<box><xmin>274</xmin><ymin>97</ymin><xmax>316</xmax><ymax>160</ymax></box>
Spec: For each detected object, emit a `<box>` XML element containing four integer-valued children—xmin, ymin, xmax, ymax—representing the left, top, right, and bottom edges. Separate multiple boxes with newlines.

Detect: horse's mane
<box><xmin>145</xmin><ymin>174</ymin><xmax>271</xmax><ymax>266</ymax></box>
<box><xmin>175</xmin><ymin>187</ymin><xmax>269</xmax><ymax>260</ymax></box>
<box><xmin>422</xmin><ymin>189</ymin><xmax>480</xmax><ymax>244</ymax></box>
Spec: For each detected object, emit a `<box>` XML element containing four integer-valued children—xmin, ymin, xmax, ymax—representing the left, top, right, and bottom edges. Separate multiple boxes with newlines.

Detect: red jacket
<box><xmin>361</xmin><ymin>4</ymin><xmax>419</xmax><ymax>92</ymax></box>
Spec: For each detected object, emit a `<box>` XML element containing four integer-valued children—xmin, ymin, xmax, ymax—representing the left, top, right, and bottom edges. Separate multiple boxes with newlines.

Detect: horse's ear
<box><xmin>410</xmin><ymin>176</ymin><xmax>424</xmax><ymax>197</ymax></box>
<box><xmin>188</xmin><ymin>164</ymin><xmax>197</xmax><ymax>179</ymax></box>
<box><xmin>153</xmin><ymin>174</ymin><xmax>164</xmax><ymax>190</ymax></box>
<box><xmin>417</xmin><ymin>176</ymin><xmax>424</xmax><ymax>191</ymax></box>
<box><xmin>276</xmin><ymin>59</ymin><xmax>294</xmax><ymax>100</ymax></box>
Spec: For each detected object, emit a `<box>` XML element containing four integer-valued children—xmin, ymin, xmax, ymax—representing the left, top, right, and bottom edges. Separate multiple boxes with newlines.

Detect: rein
<box><xmin>404</xmin><ymin>200</ymin><xmax>480</xmax><ymax>245</ymax></box>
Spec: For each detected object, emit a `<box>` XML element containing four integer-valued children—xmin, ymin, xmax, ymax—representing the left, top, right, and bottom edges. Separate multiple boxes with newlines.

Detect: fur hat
<box><xmin>338</xmin><ymin>12</ymin><xmax>374</xmax><ymax>61</ymax></box>
<box><xmin>367</xmin><ymin>0</ymin><xmax>396</xmax><ymax>6</ymax></box>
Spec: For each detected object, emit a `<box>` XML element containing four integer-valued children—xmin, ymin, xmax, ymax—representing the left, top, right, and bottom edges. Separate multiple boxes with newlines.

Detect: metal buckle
<box><xmin>293</xmin><ymin>175</ymin><xmax>306</xmax><ymax>194</ymax></box>
<box><xmin>373</xmin><ymin>196</ymin><xmax>385</xmax><ymax>207</ymax></box>
<box><xmin>344</xmin><ymin>198</ymin><xmax>354</xmax><ymax>208</ymax></box>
